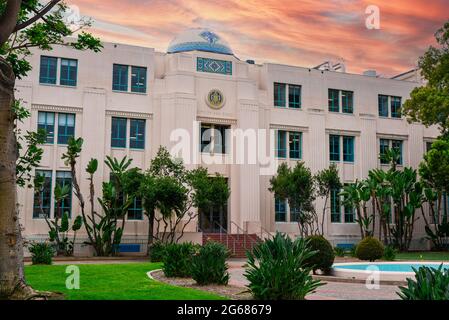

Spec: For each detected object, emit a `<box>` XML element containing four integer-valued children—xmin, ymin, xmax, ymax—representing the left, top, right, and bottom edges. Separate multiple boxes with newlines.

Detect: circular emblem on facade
<box><xmin>206</xmin><ymin>89</ymin><xmax>225</xmax><ymax>109</ymax></box>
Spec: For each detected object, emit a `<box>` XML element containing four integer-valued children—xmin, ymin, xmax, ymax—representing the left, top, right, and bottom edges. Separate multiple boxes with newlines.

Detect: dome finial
<box><xmin>167</xmin><ymin>28</ymin><xmax>233</xmax><ymax>55</ymax></box>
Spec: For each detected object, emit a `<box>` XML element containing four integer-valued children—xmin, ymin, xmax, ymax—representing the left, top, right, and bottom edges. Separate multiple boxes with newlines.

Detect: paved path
<box><xmin>228</xmin><ymin>260</ymin><xmax>400</xmax><ymax>300</ymax></box>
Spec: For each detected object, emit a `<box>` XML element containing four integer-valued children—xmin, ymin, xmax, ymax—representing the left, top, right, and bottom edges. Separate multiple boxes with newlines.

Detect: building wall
<box><xmin>15</xmin><ymin>41</ymin><xmax>440</xmax><ymax>254</ymax></box>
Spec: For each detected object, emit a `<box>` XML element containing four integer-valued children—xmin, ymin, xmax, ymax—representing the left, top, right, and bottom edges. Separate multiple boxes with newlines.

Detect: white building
<box><xmin>16</xmin><ymin>28</ymin><xmax>441</xmax><ymax>255</ymax></box>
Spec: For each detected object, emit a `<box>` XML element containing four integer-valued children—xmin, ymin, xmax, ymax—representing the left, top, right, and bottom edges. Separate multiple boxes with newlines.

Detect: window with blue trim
<box><xmin>130</xmin><ymin>119</ymin><xmax>145</xmax><ymax>149</ymax></box>
<box><xmin>343</xmin><ymin>136</ymin><xmax>355</xmax><ymax>162</ymax></box>
<box><xmin>275</xmin><ymin>197</ymin><xmax>286</xmax><ymax>222</ymax></box>
<box><xmin>128</xmin><ymin>197</ymin><xmax>143</xmax><ymax>220</ymax></box>
<box><xmin>329</xmin><ymin>135</ymin><xmax>340</xmax><ymax>161</ymax></box>
<box><xmin>57</xmin><ymin>113</ymin><xmax>75</xmax><ymax>145</ymax></box>
<box><xmin>391</xmin><ymin>96</ymin><xmax>402</xmax><ymax>118</ymax></box>
<box><xmin>328</xmin><ymin>89</ymin><xmax>339</xmax><ymax>112</ymax></box>
<box><xmin>290</xmin><ymin>205</ymin><xmax>300</xmax><ymax>222</ymax></box>
<box><xmin>33</xmin><ymin>170</ymin><xmax>52</xmax><ymax>219</ymax></box>
<box><xmin>60</xmin><ymin>58</ymin><xmax>77</xmax><ymax>86</ymax></box>
<box><xmin>274</xmin><ymin>83</ymin><xmax>286</xmax><ymax>107</ymax></box>
<box><xmin>55</xmin><ymin>171</ymin><xmax>72</xmax><ymax>218</ymax></box>
<box><xmin>113</xmin><ymin>64</ymin><xmax>128</xmax><ymax>91</ymax></box>
<box><xmin>111</xmin><ymin>117</ymin><xmax>127</xmax><ymax>148</ymax></box>
<box><xmin>37</xmin><ymin>111</ymin><xmax>55</xmax><ymax>144</ymax></box>
<box><xmin>378</xmin><ymin>95</ymin><xmax>389</xmax><ymax>117</ymax></box>
<box><xmin>342</xmin><ymin>91</ymin><xmax>353</xmax><ymax>114</ymax></box>
<box><xmin>289</xmin><ymin>132</ymin><xmax>302</xmax><ymax>159</ymax></box>
<box><xmin>379</xmin><ymin>139</ymin><xmax>390</xmax><ymax>164</ymax></box>
<box><xmin>276</xmin><ymin>130</ymin><xmax>287</xmax><ymax>158</ymax></box>
<box><xmin>330</xmin><ymin>188</ymin><xmax>341</xmax><ymax>222</ymax></box>
<box><xmin>131</xmin><ymin>66</ymin><xmax>147</xmax><ymax>93</ymax></box>
<box><xmin>392</xmin><ymin>140</ymin><xmax>403</xmax><ymax>165</ymax></box>
<box><xmin>39</xmin><ymin>56</ymin><xmax>57</xmax><ymax>84</ymax></box>
<box><xmin>288</xmin><ymin>85</ymin><xmax>301</xmax><ymax>108</ymax></box>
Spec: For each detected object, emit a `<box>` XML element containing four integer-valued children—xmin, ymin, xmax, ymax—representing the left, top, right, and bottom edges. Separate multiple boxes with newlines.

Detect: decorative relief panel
<box><xmin>197</xmin><ymin>57</ymin><xmax>232</xmax><ymax>75</ymax></box>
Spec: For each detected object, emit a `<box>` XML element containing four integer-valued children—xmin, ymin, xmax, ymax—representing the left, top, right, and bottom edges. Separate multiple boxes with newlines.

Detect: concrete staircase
<box><xmin>202</xmin><ymin>233</ymin><xmax>261</xmax><ymax>258</ymax></box>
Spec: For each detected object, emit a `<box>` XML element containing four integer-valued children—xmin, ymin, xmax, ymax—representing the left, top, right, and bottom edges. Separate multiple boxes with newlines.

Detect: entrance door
<box><xmin>199</xmin><ymin>205</ymin><xmax>228</xmax><ymax>233</ymax></box>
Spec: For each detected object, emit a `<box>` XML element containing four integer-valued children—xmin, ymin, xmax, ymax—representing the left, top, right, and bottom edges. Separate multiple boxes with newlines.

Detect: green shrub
<box><xmin>149</xmin><ymin>241</ymin><xmax>166</xmax><ymax>262</ymax></box>
<box><xmin>162</xmin><ymin>242</ymin><xmax>197</xmax><ymax>278</ymax></box>
<box><xmin>334</xmin><ymin>246</ymin><xmax>345</xmax><ymax>257</ymax></box>
<box><xmin>382</xmin><ymin>245</ymin><xmax>397</xmax><ymax>261</ymax></box>
<box><xmin>191</xmin><ymin>242</ymin><xmax>230</xmax><ymax>285</ymax></box>
<box><xmin>28</xmin><ymin>242</ymin><xmax>54</xmax><ymax>265</ymax></box>
<box><xmin>349</xmin><ymin>245</ymin><xmax>357</xmax><ymax>257</ymax></box>
<box><xmin>398</xmin><ymin>264</ymin><xmax>449</xmax><ymax>300</ymax></box>
<box><xmin>244</xmin><ymin>232</ymin><xmax>323</xmax><ymax>300</ymax></box>
<box><xmin>304</xmin><ymin>235</ymin><xmax>335</xmax><ymax>274</ymax></box>
<box><xmin>355</xmin><ymin>237</ymin><xmax>384</xmax><ymax>261</ymax></box>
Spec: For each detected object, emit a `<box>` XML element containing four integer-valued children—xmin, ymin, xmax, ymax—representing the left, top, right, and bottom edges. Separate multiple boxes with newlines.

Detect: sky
<box><xmin>67</xmin><ymin>0</ymin><xmax>449</xmax><ymax>77</ymax></box>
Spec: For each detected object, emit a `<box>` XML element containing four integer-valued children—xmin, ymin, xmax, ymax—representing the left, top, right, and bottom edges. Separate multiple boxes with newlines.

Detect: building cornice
<box><xmin>270</xmin><ymin>124</ymin><xmax>309</xmax><ymax>132</ymax></box>
<box><xmin>106</xmin><ymin>110</ymin><xmax>153</xmax><ymax>119</ymax></box>
<box><xmin>32</xmin><ymin>104</ymin><xmax>83</xmax><ymax>114</ymax></box>
<box><xmin>197</xmin><ymin>115</ymin><xmax>237</xmax><ymax>125</ymax></box>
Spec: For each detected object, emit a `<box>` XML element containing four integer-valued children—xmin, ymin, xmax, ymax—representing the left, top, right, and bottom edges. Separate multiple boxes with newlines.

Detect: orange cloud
<box><xmin>67</xmin><ymin>0</ymin><xmax>448</xmax><ymax>76</ymax></box>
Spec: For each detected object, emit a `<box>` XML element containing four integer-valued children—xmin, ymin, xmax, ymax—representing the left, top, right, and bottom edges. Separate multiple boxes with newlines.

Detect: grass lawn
<box><xmin>25</xmin><ymin>263</ymin><xmax>226</xmax><ymax>300</ymax></box>
<box><xmin>396</xmin><ymin>251</ymin><xmax>449</xmax><ymax>261</ymax></box>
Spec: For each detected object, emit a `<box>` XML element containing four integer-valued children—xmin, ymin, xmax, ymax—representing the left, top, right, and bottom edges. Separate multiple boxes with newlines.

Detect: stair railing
<box><xmin>230</xmin><ymin>221</ymin><xmax>260</xmax><ymax>252</ymax></box>
<box><xmin>213</xmin><ymin>221</ymin><xmax>237</xmax><ymax>256</ymax></box>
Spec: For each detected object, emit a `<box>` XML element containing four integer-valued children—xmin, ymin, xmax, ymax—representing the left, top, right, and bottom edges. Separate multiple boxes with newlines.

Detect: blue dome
<box><xmin>167</xmin><ymin>28</ymin><xmax>233</xmax><ymax>55</ymax></box>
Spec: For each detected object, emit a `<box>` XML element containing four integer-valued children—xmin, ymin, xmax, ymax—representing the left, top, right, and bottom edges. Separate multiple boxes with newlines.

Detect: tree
<box><xmin>269</xmin><ymin>162</ymin><xmax>317</xmax><ymax>237</ymax></box>
<box><xmin>340</xmin><ymin>181</ymin><xmax>372</xmax><ymax>238</ymax></box>
<box><xmin>0</xmin><ymin>0</ymin><xmax>101</xmax><ymax>299</ymax></box>
<box><xmin>402</xmin><ymin>21</ymin><xmax>449</xmax><ymax>137</ymax></box>
<box><xmin>314</xmin><ymin>164</ymin><xmax>341</xmax><ymax>235</ymax></box>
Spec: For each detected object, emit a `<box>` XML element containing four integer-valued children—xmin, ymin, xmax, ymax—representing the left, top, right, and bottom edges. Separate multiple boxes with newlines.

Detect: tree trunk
<box><xmin>0</xmin><ymin>57</ymin><xmax>33</xmax><ymax>299</ymax></box>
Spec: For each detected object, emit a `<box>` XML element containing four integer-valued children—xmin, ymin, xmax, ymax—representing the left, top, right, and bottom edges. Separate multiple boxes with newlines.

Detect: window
<box><xmin>344</xmin><ymin>203</ymin><xmax>355</xmax><ymax>223</ymax></box>
<box><xmin>39</xmin><ymin>56</ymin><xmax>57</xmax><ymax>84</ymax></box>
<box><xmin>391</xmin><ymin>96</ymin><xmax>402</xmax><ymax>118</ymax></box>
<box><xmin>329</xmin><ymin>135</ymin><xmax>340</xmax><ymax>161</ymax></box>
<box><xmin>200</xmin><ymin>124</ymin><xmax>229</xmax><ymax>154</ymax></box>
<box><xmin>33</xmin><ymin>170</ymin><xmax>52</xmax><ymax>219</ymax></box>
<box><xmin>378</xmin><ymin>95</ymin><xmax>389</xmax><ymax>117</ymax></box>
<box><xmin>328</xmin><ymin>89</ymin><xmax>340</xmax><ymax>112</ymax></box>
<box><xmin>289</xmin><ymin>132</ymin><xmax>302</xmax><ymax>159</ymax></box>
<box><xmin>380</xmin><ymin>139</ymin><xmax>403</xmax><ymax>165</ymax></box>
<box><xmin>290</xmin><ymin>206</ymin><xmax>300</xmax><ymax>222</ymax></box>
<box><xmin>276</xmin><ymin>130</ymin><xmax>287</xmax><ymax>158</ymax></box>
<box><xmin>57</xmin><ymin>113</ymin><xmax>75</xmax><ymax>145</ymax></box>
<box><xmin>330</xmin><ymin>188</ymin><xmax>341</xmax><ymax>222</ymax></box>
<box><xmin>128</xmin><ymin>197</ymin><xmax>143</xmax><ymax>220</ymax></box>
<box><xmin>54</xmin><ymin>171</ymin><xmax>72</xmax><ymax>218</ymax></box>
<box><xmin>379</xmin><ymin>139</ymin><xmax>390</xmax><ymax>164</ymax></box>
<box><xmin>275</xmin><ymin>197</ymin><xmax>287</xmax><ymax>222</ymax></box>
<box><xmin>288</xmin><ymin>85</ymin><xmax>301</xmax><ymax>108</ymax></box>
<box><xmin>343</xmin><ymin>136</ymin><xmax>355</xmax><ymax>162</ymax></box>
<box><xmin>274</xmin><ymin>83</ymin><xmax>286</xmax><ymax>107</ymax></box>
<box><xmin>113</xmin><ymin>64</ymin><xmax>128</xmax><ymax>91</ymax></box>
<box><xmin>392</xmin><ymin>140</ymin><xmax>403</xmax><ymax>165</ymax></box>
<box><xmin>130</xmin><ymin>119</ymin><xmax>145</xmax><ymax>149</ymax></box>
<box><xmin>342</xmin><ymin>91</ymin><xmax>353</xmax><ymax>114</ymax></box>
<box><xmin>37</xmin><ymin>112</ymin><xmax>55</xmax><ymax>144</ymax></box>
<box><xmin>111</xmin><ymin>117</ymin><xmax>127</xmax><ymax>148</ymax></box>
<box><xmin>60</xmin><ymin>58</ymin><xmax>78</xmax><ymax>86</ymax></box>
<box><xmin>131</xmin><ymin>66</ymin><xmax>147</xmax><ymax>93</ymax></box>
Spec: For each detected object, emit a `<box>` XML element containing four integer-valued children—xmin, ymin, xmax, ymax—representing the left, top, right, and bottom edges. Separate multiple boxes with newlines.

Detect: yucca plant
<box><xmin>191</xmin><ymin>242</ymin><xmax>230</xmax><ymax>285</ymax></box>
<box><xmin>244</xmin><ymin>232</ymin><xmax>323</xmax><ymax>300</ymax></box>
<box><xmin>398</xmin><ymin>264</ymin><xmax>449</xmax><ymax>300</ymax></box>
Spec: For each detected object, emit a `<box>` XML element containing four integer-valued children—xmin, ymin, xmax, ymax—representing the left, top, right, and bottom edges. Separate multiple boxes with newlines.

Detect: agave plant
<box><xmin>398</xmin><ymin>264</ymin><xmax>449</xmax><ymax>300</ymax></box>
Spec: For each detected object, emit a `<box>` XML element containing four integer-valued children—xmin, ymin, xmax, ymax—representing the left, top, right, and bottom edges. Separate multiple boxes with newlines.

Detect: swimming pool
<box><xmin>331</xmin><ymin>262</ymin><xmax>449</xmax><ymax>282</ymax></box>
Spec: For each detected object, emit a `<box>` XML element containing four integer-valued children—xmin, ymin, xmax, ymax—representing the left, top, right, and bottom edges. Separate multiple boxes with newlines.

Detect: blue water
<box><xmin>333</xmin><ymin>263</ymin><xmax>449</xmax><ymax>272</ymax></box>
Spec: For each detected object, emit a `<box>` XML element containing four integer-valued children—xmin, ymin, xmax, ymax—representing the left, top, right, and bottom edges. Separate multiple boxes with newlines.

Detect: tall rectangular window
<box><xmin>276</xmin><ymin>130</ymin><xmax>287</xmax><ymax>158</ymax></box>
<box><xmin>378</xmin><ymin>95</ymin><xmax>389</xmax><ymax>117</ymax></box>
<box><xmin>379</xmin><ymin>139</ymin><xmax>390</xmax><ymax>164</ymax></box>
<box><xmin>343</xmin><ymin>136</ymin><xmax>355</xmax><ymax>162</ymax></box>
<box><xmin>274</xmin><ymin>83</ymin><xmax>286</xmax><ymax>107</ymax></box>
<box><xmin>130</xmin><ymin>119</ymin><xmax>145</xmax><ymax>149</ymax></box>
<box><xmin>37</xmin><ymin>111</ymin><xmax>55</xmax><ymax>144</ymax></box>
<box><xmin>131</xmin><ymin>66</ymin><xmax>147</xmax><ymax>93</ymax></box>
<box><xmin>391</xmin><ymin>96</ymin><xmax>402</xmax><ymax>118</ymax></box>
<box><xmin>343</xmin><ymin>187</ymin><xmax>355</xmax><ymax>223</ymax></box>
<box><xmin>39</xmin><ymin>56</ymin><xmax>57</xmax><ymax>84</ymax></box>
<box><xmin>380</xmin><ymin>139</ymin><xmax>403</xmax><ymax>165</ymax></box>
<box><xmin>57</xmin><ymin>113</ymin><xmax>75</xmax><ymax>145</ymax></box>
<box><xmin>328</xmin><ymin>89</ymin><xmax>340</xmax><ymax>112</ymax></box>
<box><xmin>111</xmin><ymin>117</ymin><xmax>127</xmax><ymax>148</ymax></box>
<box><xmin>289</xmin><ymin>132</ymin><xmax>302</xmax><ymax>159</ymax></box>
<box><xmin>392</xmin><ymin>140</ymin><xmax>403</xmax><ymax>165</ymax></box>
<box><xmin>113</xmin><ymin>64</ymin><xmax>128</xmax><ymax>91</ymax></box>
<box><xmin>213</xmin><ymin>125</ymin><xmax>228</xmax><ymax>154</ymax></box>
<box><xmin>288</xmin><ymin>85</ymin><xmax>301</xmax><ymax>108</ymax></box>
<box><xmin>200</xmin><ymin>124</ymin><xmax>212</xmax><ymax>153</ymax></box>
<box><xmin>341</xmin><ymin>90</ymin><xmax>353</xmax><ymax>114</ymax></box>
<box><xmin>290</xmin><ymin>206</ymin><xmax>300</xmax><ymax>222</ymax></box>
<box><xmin>54</xmin><ymin>171</ymin><xmax>72</xmax><ymax>218</ymax></box>
<box><xmin>330</xmin><ymin>188</ymin><xmax>341</xmax><ymax>223</ymax></box>
<box><xmin>329</xmin><ymin>135</ymin><xmax>340</xmax><ymax>161</ymax></box>
<box><xmin>33</xmin><ymin>170</ymin><xmax>52</xmax><ymax>219</ymax></box>
<box><xmin>275</xmin><ymin>197</ymin><xmax>286</xmax><ymax>222</ymax></box>
<box><xmin>128</xmin><ymin>197</ymin><xmax>143</xmax><ymax>220</ymax></box>
<box><xmin>199</xmin><ymin>124</ymin><xmax>228</xmax><ymax>154</ymax></box>
<box><xmin>60</xmin><ymin>58</ymin><xmax>78</xmax><ymax>86</ymax></box>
